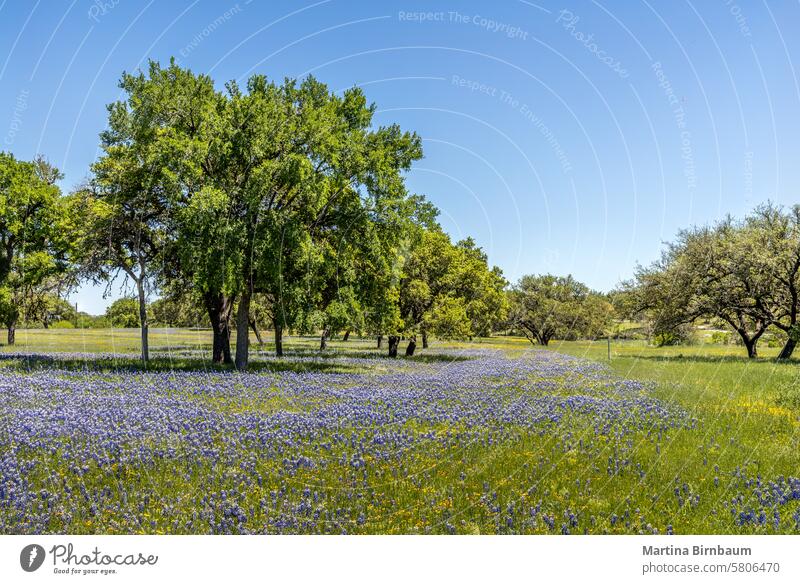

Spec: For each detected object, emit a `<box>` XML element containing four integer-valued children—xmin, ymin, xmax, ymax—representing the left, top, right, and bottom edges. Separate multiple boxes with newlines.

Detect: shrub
<box><xmin>653</xmin><ymin>323</ymin><xmax>697</xmax><ymax>347</ymax></box>
<box><xmin>710</xmin><ymin>331</ymin><xmax>732</xmax><ymax>345</ymax></box>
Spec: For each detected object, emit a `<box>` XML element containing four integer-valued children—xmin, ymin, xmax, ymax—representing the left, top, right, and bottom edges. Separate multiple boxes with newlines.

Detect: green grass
<box><xmin>1</xmin><ymin>327</ymin><xmax>212</xmax><ymax>355</ymax></box>
<box><xmin>545</xmin><ymin>339</ymin><xmax>800</xmax><ymax>532</ymax></box>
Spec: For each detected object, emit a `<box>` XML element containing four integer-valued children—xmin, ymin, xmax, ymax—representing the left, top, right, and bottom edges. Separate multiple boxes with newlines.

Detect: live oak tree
<box><xmin>452</xmin><ymin>238</ymin><xmax>508</xmax><ymax>339</ymax></box>
<box><xmin>510</xmin><ymin>274</ymin><xmax>612</xmax><ymax>346</ymax></box>
<box><xmin>72</xmin><ymin>68</ymin><xmax>184</xmax><ymax>364</ymax></box>
<box><xmin>0</xmin><ymin>153</ymin><xmax>68</xmax><ymax>344</ymax></box>
<box><xmin>397</xmin><ymin>229</ymin><xmax>507</xmax><ymax>356</ymax></box>
<box><xmin>100</xmin><ymin>61</ymin><xmax>234</xmax><ymax>364</ymax></box>
<box><xmin>397</xmin><ymin>228</ymin><xmax>462</xmax><ymax>356</ymax></box>
<box><xmin>123</xmin><ymin>62</ymin><xmax>423</xmax><ymax>369</ymax></box>
<box><xmin>303</xmin><ymin>189</ymin><xmax>419</xmax><ymax>351</ymax></box>
<box><xmin>741</xmin><ymin>204</ymin><xmax>800</xmax><ymax>360</ymax></box>
<box><xmin>234</xmin><ymin>76</ymin><xmax>423</xmax><ymax>368</ymax></box>
<box><xmin>666</xmin><ymin>220</ymin><xmax>771</xmax><ymax>358</ymax></box>
<box><xmin>626</xmin><ymin>205</ymin><xmax>800</xmax><ymax>359</ymax></box>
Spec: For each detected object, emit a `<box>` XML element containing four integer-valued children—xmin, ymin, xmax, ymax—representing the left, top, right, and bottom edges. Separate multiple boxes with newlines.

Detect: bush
<box><xmin>765</xmin><ymin>330</ymin><xmax>787</xmax><ymax>348</ymax></box>
<box><xmin>653</xmin><ymin>323</ymin><xmax>697</xmax><ymax>347</ymax></box>
<box><xmin>710</xmin><ymin>331</ymin><xmax>732</xmax><ymax>345</ymax></box>
<box><xmin>50</xmin><ymin>320</ymin><xmax>75</xmax><ymax>329</ymax></box>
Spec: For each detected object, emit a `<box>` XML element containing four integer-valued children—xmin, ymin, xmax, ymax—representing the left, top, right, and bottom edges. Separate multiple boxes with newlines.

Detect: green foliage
<box><xmin>105</xmin><ymin>297</ymin><xmax>140</xmax><ymax>328</ymax></box>
<box><xmin>149</xmin><ymin>294</ymin><xmax>206</xmax><ymax>327</ymax></box>
<box><xmin>709</xmin><ymin>331</ymin><xmax>732</xmax><ymax>345</ymax></box>
<box><xmin>0</xmin><ymin>153</ymin><xmax>70</xmax><ymax>334</ymax></box>
<box><xmin>424</xmin><ymin>296</ymin><xmax>472</xmax><ymax>339</ymax></box>
<box><xmin>398</xmin><ymin>229</ymin><xmax>507</xmax><ymax>342</ymax></box>
<box><xmin>111</xmin><ymin>60</ymin><xmax>427</xmax><ymax>365</ymax></box>
<box><xmin>624</xmin><ymin>203</ymin><xmax>800</xmax><ymax>357</ymax></box>
<box><xmin>510</xmin><ymin>274</ymin><xmax>613</xmax><ymax>345</ymax></box>
<box><xmin>76</xmin><ymin>313</ymin><xmax>110</xmax><ymax>329</ymax></box>
<box><xmin>654</xmin><ymin>326</ymin><xmax>696</xmax><ymax>347</ymax></box>
<box><xmin>21</xmin><ymin>294</ymin><xmax>77</xmax><ymax>328</ymax></box>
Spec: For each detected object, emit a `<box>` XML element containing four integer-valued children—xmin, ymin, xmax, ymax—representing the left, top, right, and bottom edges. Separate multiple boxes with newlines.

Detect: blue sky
<box><xmin>1</xmin><ymin>0</ymin><xmax>798</xmax><ymax>314</ymax></box>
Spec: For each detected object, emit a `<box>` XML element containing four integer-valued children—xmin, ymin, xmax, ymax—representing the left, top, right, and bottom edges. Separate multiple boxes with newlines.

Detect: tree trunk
<box><xmin>320</xmin><ymin>328</ymin><xmax>329</xmax><ymax>351</ymax></box>
<box><xmin>405</xmin><ymin>336</ymin><xmax>417</xmax><ymax>356</ymax></box>
<box><xmin>377</xmin><ymin>335</ymin><xmax>383</xmax><ymax>349</ymax></box>
<box><xmin>205</xmin><ymin>292</ymin><xmax>233</xmax><ymax>364</ymax></box>
<box><xmin>273</xmin><ymin>318</ymin><xmax>284</xmax><ymax>357</ymax></box>
<box><xmin>388</xmin><ymin>335</ymin><xmax>400</xmax><ymax>358</ymax></box>
<box><xmin>342</xmin><ymin>330</ymin><xmax>350</xmax><ymax>342</ymax></box>
<box><xmin>777</xmin><ymin>337</ymin><xmax>796</xmax><ymax>360</ymax></box>
<box><xmin>7</xmin><ymin>322</ymin><xmax>15</xmax><ymax>345</ymax></box>
<box><xmin>422</xmin><ymin>331</ymin><xmax>428</xmax><ymax>349</ymax></box>
<box><xmin>235</xmin><ymin>289</ymin><xmax>251</xmax><ymax>371</ymax></box>
<box><xmin>743</xmin><ymin>338</ymin><xmax>758</xmax><ymax>359</ymax></box>
<box><xmin>250</xmin><ymin>319</ymin><xmax>264</xmax><ymax>345</ymax></box>
<box><xmin>136</xmin><ymin>279</ymin><xmax>149</xmax><ymax>364</ymax></box>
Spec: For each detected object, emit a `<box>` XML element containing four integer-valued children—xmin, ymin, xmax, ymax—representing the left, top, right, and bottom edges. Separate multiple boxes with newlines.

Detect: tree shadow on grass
<box><xmin>0</xmin><ymin>353</ymin><xmax>364</xmax><ymax>374</ymax></box>
<box><xmin>0</xmin><ymin>349</ymin><xmax>473</xmax><ymax>374</ymax></box>
<box><xmin>251</xmin><ymin>345</ymin><xmax>473</xmax><ymax>363</ymax></box>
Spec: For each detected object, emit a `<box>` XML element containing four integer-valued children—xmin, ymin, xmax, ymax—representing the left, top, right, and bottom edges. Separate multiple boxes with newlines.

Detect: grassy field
<box><xmin>550</xmin><ymin>339</ymin><xmax>800</xmax><ymax>531</ymax></box>
<box><xmin>1</xmin><ymin>329</ymin><xmax>798</xmax><ymax>534</ymax></box>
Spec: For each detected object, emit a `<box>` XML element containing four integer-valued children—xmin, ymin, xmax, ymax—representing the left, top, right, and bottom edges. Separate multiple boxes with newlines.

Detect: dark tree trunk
<box><xmin>205</xmin><ymin>292</ymin><xmax>233</xmax><ymax>364</ymax></box>
<box><xmin>342</xmin><ymin>330</ymin><xmax>350</xmax><ymax>342</ymax></box>
<box><xmin>250</xmin><ymin>319</ymin><xmax>264</xmax><ymax>345</ymax></box>
<box><xmin>387</xmin><ymin>335</ymin><xmax>400</xmax><ymax>358</ymax></box>
<box><xmin>725</xmin><ymin>315</ymin><xmax>767</xmax><ymax>360</ymax></box>
<box><xmin>136</xmin><ymin>279</ymin><xmax>149</xmax><ymax>364</ymax></box>
<box><xmin>405</xmin><ymin>336</ymin><xmax>417</xmax><ymax>356</ymax></box>
<box><xmin>422</xmin><ymin>331</ymin><xmax>428</xmax><ymax>349</ymax></box>
<box><xmin>539</xmin><ymin>336</ymin><xmax>550</xmax><ymax>346</ymax></box>
<box><xmin>778</xmin><ymin>337</ymin><xmax>796</xmax><ymax>360</ymax></box>
<box><xmin>273</xmin><ymin>318</ymin><xmax>284</xmax><ymax>357</ymax></box>
<box><xmin>235</xmin><ymin>288</ymin><xmax>251</xmax><ymax>371</ymax></box>
<box><xmin>320</xmin><ymin>328</ymin><xmax>329</xmax><ymax>351</ymax></box>
<box><xmin>377</xmin><ymin>335</ymin><xmax>383</xmax><ymax>349</ymax></box>
<box><xmin>7</xmin><ymin>322</ymin><xmax>15</xmax><ymax>345</ymax></box>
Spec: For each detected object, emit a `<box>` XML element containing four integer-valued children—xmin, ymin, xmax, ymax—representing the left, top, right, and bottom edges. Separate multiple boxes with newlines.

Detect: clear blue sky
<box><xmin>1</xmin><ymin>0</ymin><xmax>798</xmax><ymax>314</ymax></box>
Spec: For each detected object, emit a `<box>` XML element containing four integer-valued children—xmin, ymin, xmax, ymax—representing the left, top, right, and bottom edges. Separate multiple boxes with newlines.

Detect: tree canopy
<box><xmin>510</xmin><ymin>274</ymin><xmax>613</xmax><ymax>346</ymax></box>
<box><xmin>624</xmin><ymin>203</ymin><xmax>800</xmax><ymax>358</ymax></box>
<box><xmin>0</xmin><ymin>153</ymin><xmax>70</xmax><ymax>344</ymax></box>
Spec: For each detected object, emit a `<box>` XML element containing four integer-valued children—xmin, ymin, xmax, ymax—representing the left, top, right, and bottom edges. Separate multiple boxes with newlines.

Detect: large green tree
<box><xmin>626</xmin><ymin>205</ymin><xmax>800</xmax><ymax>358</ymax></box>
<box><xmin>0</xmin><ymin>153</ymin><xmax>68</xmax><ymax>344</ymax></box>
<box><xmin>111</xmin><ymin>61</ymin><xmax>424</xmax><ymax>369</ymax></box>
<box><xmin>741</xmin><ymin>204</ymin><xmax>800</xmax><ymax>359</ymax></box>
<box><xmin>397</xmin><ymin>229</ymin><xmax>507</xmax><ymax>356</ymax></box>
<box><xmin>72</xmin><ymin>69</ymin><xmax>182</xmax><ymax>363</ymax></box>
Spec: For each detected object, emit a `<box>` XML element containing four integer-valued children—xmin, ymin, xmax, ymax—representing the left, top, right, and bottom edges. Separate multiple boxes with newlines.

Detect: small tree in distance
<box><xmin>510</xmin><ymin>274</ymin><xmax>613</xmax><ymax>346</ymax></box>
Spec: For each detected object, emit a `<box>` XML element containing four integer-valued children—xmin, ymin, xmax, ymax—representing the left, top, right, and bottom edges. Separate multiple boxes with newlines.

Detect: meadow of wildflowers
<box><xmin>1</xmin><ymin>347</ymin><xmax>798</xmax><ymax>534</ymax></box>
